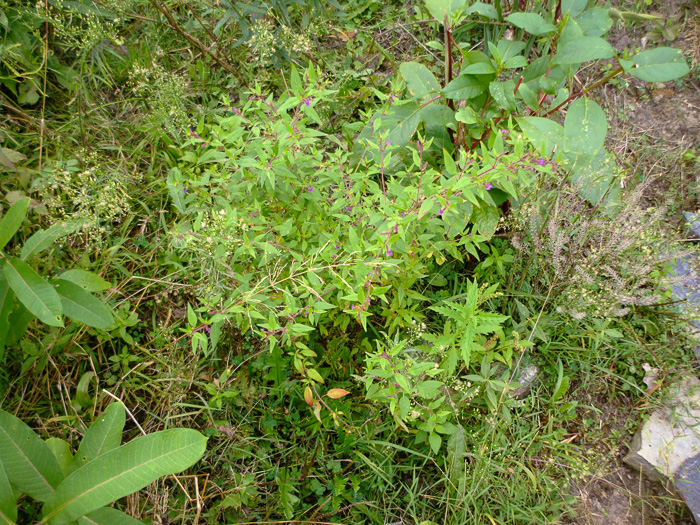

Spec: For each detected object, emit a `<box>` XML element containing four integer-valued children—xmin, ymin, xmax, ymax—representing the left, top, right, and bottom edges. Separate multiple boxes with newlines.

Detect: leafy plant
<box><xmin>0</xmin><ymin>197</ymin><xmax>115</xmax><ymax>359</ymax></box>
<box><xmin>0</xmin><ymin>402</ymin><xmax>207</xmax><ymax>524</ymax></box>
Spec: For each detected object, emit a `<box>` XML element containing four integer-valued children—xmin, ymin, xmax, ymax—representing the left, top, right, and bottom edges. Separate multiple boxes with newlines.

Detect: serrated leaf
<box><xmin>326</xmin><ymin>388</ymin><xmax>350</xmax><ymax>399</ymax></box>
<box><xmin>400</xmin><ymin>62</ymin><xmax>441</xmax><ymax>101</ymax></box>
<box><xmin>505</xmin><ymin>12</ymin><xmax>556</xmax><ymax>36</ymax></box>
<box><xmin>41</xmin><ymin>429</ymin><xmax>207</xmax><ymax>525</ymax></box>
<box><xmin>630</xmin><ymin>47</ymin><xmax>690</xmax><ymax>82</ymax></box>
<box><xmin>54</xmin><ymin>280</ymin><xmax>113</xmax><ymax>330</ymax></box>
<box><xmin>0</xmin><ymin>459</ymin><xmax>18</xmax><ymax>524</ymax></box>
<box><xmin>0</xmin><ymin>409</ymin><xmax>63</xmax><ymax>502</ymax></box>
<box><xmin>57</xmin><ymin>270</ymin><xmax>112</xmax><ymax>292</ymax></box>
<box><xmin>552</xmin><ymin>37</ymin><xmax>615</xmax><ymax>65</ymax></box>
<box><xmin>0</xmin><ymin>197</ymin><xmax>29</xmax><ymax>252</ymax></box>
<box><xmin>3</xmin><ymin>257</ymin><xmax>63</xmax><ymax>327</ymax></box>
<box><xmin>424</xmin><ymin>0</ymin><xmax>467</xmax><ymax>25</ymax></box>
<box><xmin>78</xmin><ymin>507</ymin><xmax>143</xmax><ymax>525</ymax></box>
<box><xmin>70</xmin><ymin>403</ymin><xmax>125</xmax><ymax>474</ymax></box>
<box><xmin>21</xmin><ymin>221</ymin><xmax>83</xmax><ymax>260</ymax></box>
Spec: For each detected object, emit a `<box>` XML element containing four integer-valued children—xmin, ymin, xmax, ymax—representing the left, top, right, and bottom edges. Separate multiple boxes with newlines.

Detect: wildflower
<box><xmin>485</xmin><ymin>183</ymin><xmax>493</xmax><ymax>191</ymax></box>
<box><xmin>439</xmin><ymin>207</ymin><xmax>445</xmax><ymax>215</ymax></box>
<box><xmin>205</xmin><ymin>325</ymin><xmax>211</xmax><ymax>334</ymax></box>
<box><xmin>308</xmin><ymin>187</ymin><xmax>313</xmax><ymax>193</ymax></box>
<box><xmin>183</xmin><ymin>187</ymin><xmax>188</xmax><ymax>194</ymax></box>
<box><xmin>401</xmin><ymin>211</ymin><xmax>405</xmax><ymax>218</ymax></box>
<box><xmin>386</xmin><ymin>249</ymin><xmax>393</xmax><ymax>257</ymax></box>
<box><xmin>335</xmin><ymin>244</ymin><xmax>340</xmax><ymax>249</ymax></box>
<box><xmin>385</xmin><ymin>140</ymin><xmax>391</xmax><ymax>146</ymax></box>
<box><xmin>346</xmin><ymin>206</ymin><xmax>352</xmax><ymax>212</ymax></box>
<box><xmin>537</xmin><ymin>158</ymin><xmax>546</xmax><ymax>166</ymax></box>
<box><xmin>303</xmin><ymin>97</ymin><xmax>312</xmax><ymax>107</ymax></box>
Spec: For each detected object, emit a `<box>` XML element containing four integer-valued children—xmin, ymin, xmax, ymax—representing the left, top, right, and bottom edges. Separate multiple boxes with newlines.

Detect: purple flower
<box><xmin>303</xmin><ymin>97</ymin><xmax>312</xmax><ymax>107</ymax></box>
<box><xmin>385</xmin><ymin>140</ymin><xmax>391</xmax><ymax>146</ymax></box>
<box><xmin>308</xmin><ymin>187</ymin><xmax>313</xmax><ymax>193</ymax></box>
<box><xmin>205</xmin><ymin>325</ymin><xmax>211</xmax><ymax>334</ymax></box>
<box><xmin>439</xmin><ymin>207</ymin><xmax>445</xmax><ymax>215</ymax></box>
<box><xmin>346</xmin><ymin>206</ymin><xmax>352</xmax><ymax>212</ymax></box>
<box><xmin>501</xmin><ymin>129</ymin><xmax>507</xmax><ymax>135</ymax></box>
<box><xmin>401</xmin><ymin>211</ymin><xmax>405</xmax><ymax>218</ymax></box>
<box><xmin>335</xmin><ymin>244</ymin><xmax>341</xmax><ymax>249</ymax></box>
<box><xmin>485</xmin><ymin>183</ymin><xmax>493</xmax><ymax>191</ymax></box>
<box><xmin>538</xmin><ymin>158</ymin><xmax>546</xmax><ymax>166</ymax></box>
<box><xmin>183</xmin><ymin>187</ymin><xmax>188</xmax><ymax>194</ymax></box>
<box><xmin>386</xmin><ymin>249</ymin><xmax>393</xmax><ymax>257</ymax></box>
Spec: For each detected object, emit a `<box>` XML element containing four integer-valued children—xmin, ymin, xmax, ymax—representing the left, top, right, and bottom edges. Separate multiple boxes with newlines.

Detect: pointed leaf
<box><xmin>630</xmin><ymin>47</ymin><xmax>690</xmax><ymax>82</ymax></box>
<box><xmin>78</xmin><ymin>507</ymin><xmax>143</xmax><ymax>525</ymax></box>
<box><xmin>0</xmin><ymin>459</ymin><xmax>18</xmax><ymax>524</ymax></box>
<box><xmin>442</xmin><ymin>75</ymin><xmax>488</xmax><ymax>100</ymax></box>
<box><xmin>41</xmin><ymin>429</ymin><xmax>207</xmax><ymax>525</ymax></box>
<box><xmin>0</xmin><ymin>409</ymin><xmax>63</xmax><ymax>502</ymax></box>
<box><xmin>552</xmin><ymin>37</ymin><xmax>615</xmax><ymax>65</ymax></box>
<box><xmin>53</xmin><ymin>280</ymin><xmax>113</xmax><ymax>330</ymax></box>
<box><xmin>3</xmin><ymin>257</ymin><xmax>63</xmax><ymax>327</ymax></box>
<box><xmin>70</xmin><ymin>403</ymin><xmax>125</xmax><ymax>474</ymax></box>
<box><xmin>400</xmin><ymin>62</ymin><xmax>441</xmax><ymax>101</ymax></box>
<box><xmin>57</xmin><ymin>270</ymin><xmax>112</xmax><ymax>293</ymax></box>
<box><xmin>489</xmin><ymin>80</ymin><xmax>517</xmax><ymax>112</ymax></box>
<box><xmin>21</xmin><ymin>221</ymin><xmax>83</xmax><ymax>260</ymax></box>
<box><xmin>326</xmin><ymin>388</ymin><xmax>350</xmax><ymax>399</ymax></box>
<box><xmin>0</xmin><ymin>198</ymin><xmax>29</xmax><ymax>252</ymax></box>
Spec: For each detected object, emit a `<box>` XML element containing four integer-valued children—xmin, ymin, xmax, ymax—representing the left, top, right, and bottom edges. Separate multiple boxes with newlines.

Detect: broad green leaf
<box><xmin>0</xmin><ymin>459</ymin><xmax>18</xmax><ymax>524</ymax></box>
<box><xmin>428</xmin><ymin>431</ymin><xmax>442</xmax><ymax>454</ymax></box>
<box><xmin>0</xmin><ymin>274</ymin><xmax>13</xmax><ymax>361</ymax></box>
<box><xmin>461</xmin><ymin>62</ymin><xmax>495</xmax><ymax>75</ymax></box>
<box><xmin>552</xmin><ymin>37</ymin><xmax>615</xmax><ymax>65</ymax></box>
<box><xmin>21</xmin><ymin>221</ymin><xmax>83</xmax><ymax>260</ymax></box>
<box><xmin>471</xmin><ymin>204</ymin><xmax>499</xmax><ymax>239</ymax></box>
<box><xmin>70</xmin><ymin>403</ymin><xmax>125</xmax><ymax>474</ymax></box>
<box><xmin>0</xmin><ymin>197</ymin><xmax>29</xmax><ymax>252</ymax></box>
<box><xmin>45</xmin><ymin>439</ymin><xmax>73</xmax><ymax>479</ymax></box>
<box><xmin>489</xmin><ymin>80</ymin><xmax>517</xmax><ymax>112</ymax></box>
<box><xmin>455</xmin><ymin>106</ymin><xmax>479</xmax><ymax>124</ymax></box>
<box><xmin>400</xmin><ymin>62</ymin><xmax>441</xmax><ymax>101</ymax></box>
<box><xmin>630</xmin><ymin>47</ymin><xmax>690</xmax><ymax>82</ymax></box>
<box><xmin>569</xmin><ymin>149</ymin><xmax>621</xmax><ymax>210</ymax></box>
<box><xmin>564</xmin><ymin>97</ymin><xmax>607</xmax><ymax>170</ymax></box>
<box><xmin>518</xmin><ymin>83</ymin><xmax>540</xmax><ymax>111</ymax></box>
<box><xmin>3</xmin><ymin>257</ymin><xmax>63</xmax><ymax>327</ymax></box>
<box><xmin>41</xmin><ymin>429</ymin><xmax>207</xmax><ymax>525</ymax></box>
<box><xmin>442</xmin><ymin>75</ymin><xmax>488</xmax><ymax>100</ymax></box>
<box><xmin>575</xmin><ymin>7</ymin><xmax>612</xmax><ymax>37</ymax></box>
<box><xmin>424</xmin><ymin>0</ymin><xmax>467</xmax><ymax>25</ymax></box>
<box><xmin>0</xmin><ymin>409</ymin><xmax>63</xmax><ymax>502</ymax></box>
<box><xmin>517</xmin><ymin>117</ymin><xmax>564</xmax><ymax>156</ymax></box>
<box><xmin>464</xmin><ymin>1</ymin><xmax>497</xmax><ymax>19</ymax></box>
<box><xmin>53</xmin><ymin>280</ymin><xmax>113</xmax><ymax>330</ymax></box>
<box><xmin>78</xmin><ymin>507</ymin><xmax>143</xmax><ymax>525</ymax></box>
<box><xmin>5</xmin><ymin>301</ymin><xmax>34</xmax><ymax>347</ymax></box>
<box><xmin>505</xmin><ymin>13</ymin><xmax>556</xmax><ymax>36</ymax></box>
<box><xmin>446</xmin><ymin>424</ymin><xmax>466</xmax><ymax>496</ymax></box>
<box><xmin>57</xmin><ymin>270</ymin><xmax>112</xmax><ymax>293</ymax></box>
<box><xmin>561</xmin><ymin>0</ymin><xmax>587</xmax><ymax>17</ymax></box>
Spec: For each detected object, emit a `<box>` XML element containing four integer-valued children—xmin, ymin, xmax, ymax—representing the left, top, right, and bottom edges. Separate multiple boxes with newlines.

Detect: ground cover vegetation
<box><xmin>0</xmin><ymin>0</ymin><xmax>697</xmax><ymax>522</ymax></box>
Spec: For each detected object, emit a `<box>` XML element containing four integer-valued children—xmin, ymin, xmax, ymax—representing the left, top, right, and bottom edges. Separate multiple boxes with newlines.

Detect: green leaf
<box><xmin>0</xmin><ymin>459</ymin><xmax>18</xmax><ymax>524</ymax></box>
<box><xmin>564</xmin><ymin>97</ymin><xmax>607</xmax><ymax>170</ymax></box>
<box><xmin>41</xmin><ymin>429</ymin><xmax>207</xmax><ymax>525</ymax></box>
<box><xmin>471</xmin><ymin>205</ymin><xmax>499</xmax><ymax>239</ymax></box>
<box><xmin>630</xmin><ymin>47</ymin><xmax>690</xmax><ymax>82</ymax></box>
<box><xmin>442</xmin><ymin>75</ymin><xmax>488</xmax><ymax>100</ymax></box>
<box><xmin>446</xmin><ymin>425</ymin><xmax>466</xmax><ymax>496</ymax></box>
<box><xmin>45</xmin><ymin>439</ymin><xmax>73</xmax><ymax>479</ymax></box>
<box><xmin>505</xmin><ymin>12</ymin><xmax>556</xmax><ymax>36</ymax></box>
<box><xmin>0</xmin><ymin>197</ymin><xmax>29</xmax><ymax>252</ymax></box>
<box><xmin>428</xmin><ymin>431</ymin><xmax>442</xmax><ymax>454</ymax></box>
<box><xmin>56</xmin><ymin>270</ymin><xmax>112</xmax><ymax>293</ymax></box>
<box><xmin>424</xmin><ymin>0</ymin><xmax>467</xmax><ymax>25</ymax></box>
<box><xmin>70</xmin><ymin>403</ymin><xmax>125</xmax><ymax>474</ymax></box>
<box><xmin>2</xmin><ymin>257</ymin><xmax>63</xmax><ymax>327</ymax></box>
<box><xmin>0</xmin><ymin>274</ymin><xmax>13</xmax><ymax>361</ymax></box>
<box><xmin>569</xmin><ymin>149</ymin><xmax>621</xmax><ymax>209</ymax></box>
<box><xmin>575</xmin><ymin>7</ymin><xmax>612</xmax><ymax>37</ymax></box>
<box><xmin>552</xmin><ymin>37</ymin><xmax>615</xmax><ymax>65</ymax></box>
<box><xmin>5</xmin><ymin>301</ymin><xmax>34</xmax><ymax>347</ymax></box>
<box><xmin>517</xmin><ymin>116</ymin><xmax>564</xmax><ymax>155</ymax></box>
<box><xmin>518</xmin><ymin>83</ymin><xmax>540</xmax><ymax>111</ymax></box>
<box><xmin>54</xmin><ymin>280</ymin><xmax>113</xmax><ymax>330</ymax></box>
<box><xmin>489</xmin><ymin>80</ymin><xmax>517</xmax><ymax>112</ymax></box>
<box><xmin>21</xmin><ymin>221</ymin><xmax>83</xmax><ymax>260</ymax></box>
<box><xmin>464</xmin><ymin>1</ymin><xmax>497</xmax><ymax>19</ymax></box>
<box><xmin>78</xmin><ymin>507</ymin><xmax>143</xmax><ymax>525</ymax></box>
<box><xmin>400</xmin><ymin>62</ymin><xmax>441</xmax><ymax>101</ymax></box>
<box><xmin>0</xmin><ymin>409</ymin><xmax>63</xmax><ymax>502</ymax></box>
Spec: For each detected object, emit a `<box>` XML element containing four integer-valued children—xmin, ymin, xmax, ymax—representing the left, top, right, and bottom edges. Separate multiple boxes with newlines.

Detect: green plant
<box><xmin>0</xmin><ymin>197</ymin><xmax>115</xmax><ymax>359</ymax></box>
<box><xmin>0</xmin><ymin>401</ymin><xmax>207</xmax><ymax>524</ymax></box>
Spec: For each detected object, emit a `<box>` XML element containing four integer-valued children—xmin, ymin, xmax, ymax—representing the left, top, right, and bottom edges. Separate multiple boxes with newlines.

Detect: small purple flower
<box><xmin>537</xmin><ymin>158</ymin><xmax>546</xmax><ymax>166</ymax></box>
<box><xmin>183</xmin><ymin>187</ymin><xmax>188</xmax><ymax>194</ymax></box>
<box><xmin>346</xmin><ymin>206</ymin><xmax>352</xmax><ymax>212</ymax></box>
<box><xmin>501</xmin><ymin>129</ymin><xmax>507</xmax><ymax>135</ymax></box>
<box><xmin>335</xmin><ymin>244</ymin><xmax>340</xmax><ymax>249</ymax></box>
<box><xmin>506</xmin><ymin>176</ymin><xmax>510</xmax><ymax>181</ymax></box>
<box><xmin>401</xmin><ymin>211</ymin><xmax>405</xmax><ymax>218</ymax></box>
<box><xmin>439</xmin><ymin>207</ymin><xmax>445</xmax><ymax>215</ymax></box>
<box><xmin>303</xmin><ymin>97</ymin><xmax>312</xmax><ymax>107</ymax></box>
<box><xmin>385</xmin><ymin>140</ymin><xmax>391</xmax><ymax>146</ymax></box>
<box><xmin>308</xmin><ymin>187</ymin><xmax>313</xmax><ymax>193</ymax></box>
<box><xmin>332</xmin><ymin>254</ymin><xmax>337</xmax><ymax>258</ymax></box>
<box><xmin>485</xmin><ymin>183</ymin><xmax>493</xmax><ymax>191</ymax></box>
<box><xmin>386</xmin><ymin>249</ymin><xmax>393</xmax><ymax>257</ymax></box>
<box><xmin>205</xmin><ymin>325</ymin><xmax>211</xmax><ymax>334</ymax></box>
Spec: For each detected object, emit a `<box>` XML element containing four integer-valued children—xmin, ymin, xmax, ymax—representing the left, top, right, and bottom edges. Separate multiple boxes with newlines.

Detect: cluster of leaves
<box><xmin>0</xmin><ymin>402</ymin><xmax>206</xmax><ymax>524</ymax></box>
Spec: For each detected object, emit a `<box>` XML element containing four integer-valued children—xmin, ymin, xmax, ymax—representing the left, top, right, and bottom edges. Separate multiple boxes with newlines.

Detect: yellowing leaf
<box><xmin>326</xmin><ymin>388</ymin><xmax>350</xmax><ymax>399</ymax></box>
